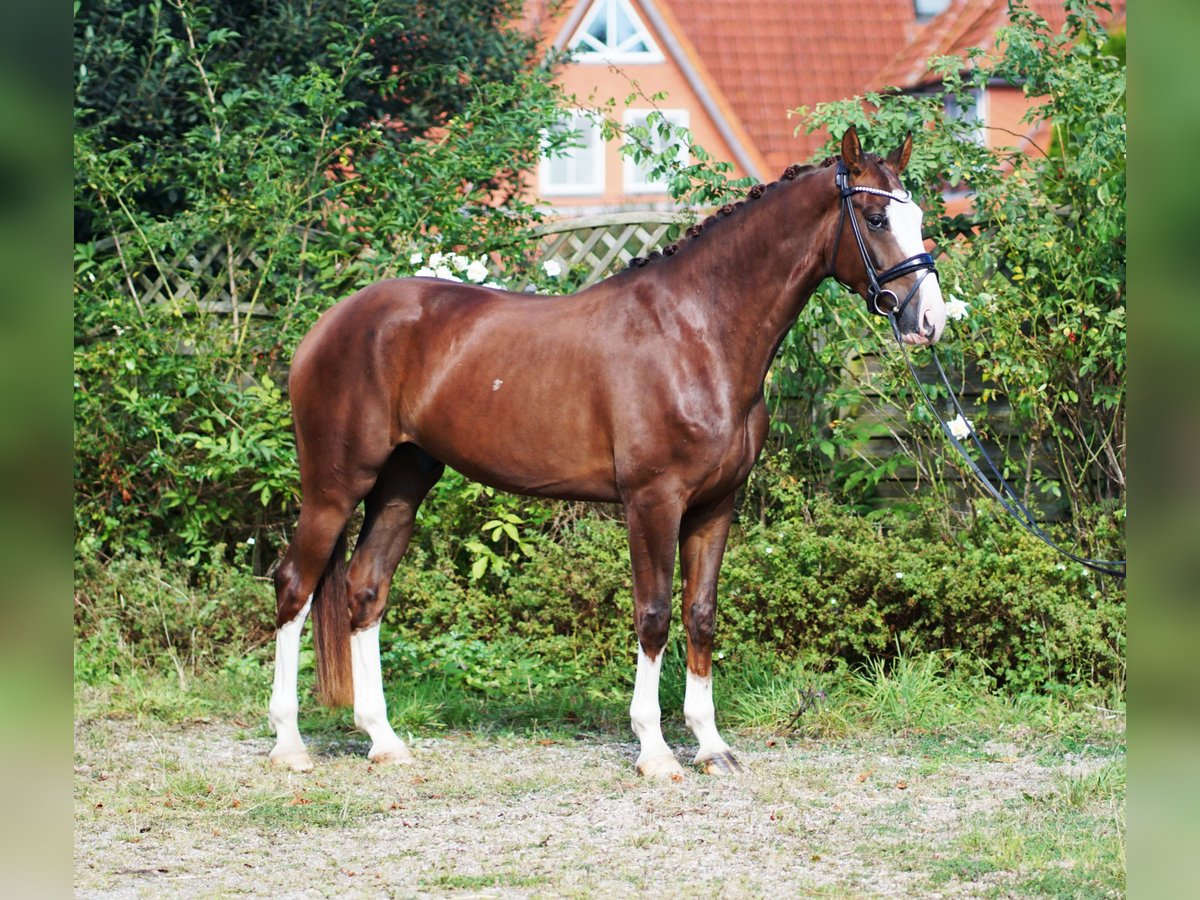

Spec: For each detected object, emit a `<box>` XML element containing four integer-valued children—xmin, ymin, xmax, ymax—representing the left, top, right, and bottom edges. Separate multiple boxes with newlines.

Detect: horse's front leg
<box><xmin>625</xmin><ymin>492</ymin><xmax>686</xmax><ymax>778</ymax></box>
<box><xmin>680</xmin><ymin>493</ymin><xmax>742</xmax><ymax>775</ymax></box>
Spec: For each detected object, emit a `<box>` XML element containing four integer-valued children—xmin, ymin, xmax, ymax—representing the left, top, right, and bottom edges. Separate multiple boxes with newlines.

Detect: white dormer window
<box><xmin>569</xmin><ymin>0</ymin><xmax>664</xmax><ymax>64</ymax></box>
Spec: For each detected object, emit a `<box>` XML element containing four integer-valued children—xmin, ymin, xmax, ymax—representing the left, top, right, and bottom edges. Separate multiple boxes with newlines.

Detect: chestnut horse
<box><xmin>268</xmin><ymin>127</ymin><xmax>946</xmax><ymax>776</ymax></box>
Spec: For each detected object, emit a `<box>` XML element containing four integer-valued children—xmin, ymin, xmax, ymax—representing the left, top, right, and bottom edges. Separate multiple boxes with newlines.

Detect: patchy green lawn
<box><xmin>74</xmin><ymin>687</ymin><xmax>1124</xmax><ymax>898</ymax></box>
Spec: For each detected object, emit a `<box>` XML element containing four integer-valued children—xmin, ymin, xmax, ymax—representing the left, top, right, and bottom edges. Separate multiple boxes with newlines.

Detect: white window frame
<box><xmin>568</xmin><ymin>0</ymin><xmax>664</xmax><ymax>65</ymax></box>
<box><xmin>622</xmin><ymin>109</ymin><xmax>689</xmax><ymax>194</ymax></box>
<box><xmin>945</xmin><ymin>87</ymin><xmax>988</xmax><ymax>145</ymax></box>
<box><xmin>539</xmin><ymin>111</ymin><xmax>606</xmax><ymax>197</ymax></box>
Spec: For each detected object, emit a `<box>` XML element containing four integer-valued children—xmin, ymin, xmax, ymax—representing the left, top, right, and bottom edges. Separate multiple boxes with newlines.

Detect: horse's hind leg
<box><xmin>679</xmin><ymin>493</ymin><xmax>742</xmax><ymax>775</ymax></box>
<box><xmin>345</xmin><ymin>444</ymin><xmax>443</xmax><ymax>765</ymax></box>
<box><xmin>269</xmin><ymin>498</ymin><xmax>356</xmax><ymax>771</ymax></box>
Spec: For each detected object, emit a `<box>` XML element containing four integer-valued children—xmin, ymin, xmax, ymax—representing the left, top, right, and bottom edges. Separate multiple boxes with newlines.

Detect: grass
<box><xmin>420</xmin><ymin>872</ymin><xmax>550</xmax><ymax>889</ymax></box>
<box><xmin>75</xmin><ymin>643</ymin><xmax>1124</xmax><ymax>896</ymax></box>
<box><xmin>73</xmin><ymin>641</ymin><xmax>1126</xmax><ymax>756</ymax></box>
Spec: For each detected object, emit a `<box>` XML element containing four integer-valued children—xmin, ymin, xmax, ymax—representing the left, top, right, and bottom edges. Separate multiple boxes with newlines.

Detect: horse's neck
<box><xmin>669</xmin><ymin>176</ymin><xmax>833</xmax><ymax>385</ymax></box>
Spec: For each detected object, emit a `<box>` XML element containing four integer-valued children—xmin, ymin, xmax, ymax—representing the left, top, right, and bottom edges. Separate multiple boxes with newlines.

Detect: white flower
<box><xmin>409</xmin><ymin>251</ymin><xmax>423</xmax><ymax>265</ymax></box>
<box><xmin>944</xmin><ymin>296</ymin><xmax>969</xmax><ymax>321</ymax></box>
<box><xmin>414</xmin><ymin>266</ymin><xmax>437</xmax><ymax>278</ymax></box>
<box><xmin>452</xmin><ymin>254</ymin><xmax>471</xmax><ymax>272</ymax></box>
<box><xmin>465</xmin><ymin>259</ymin><xmax>489</xmax><ymax>284</ymax></box>
<box><xmin>895</xmin><ymin>572</ymin><xmax>905</xmax><ymax>579</ymax></box>
<box><xmin>433</xmin><ymin>265</ymin><xmax>462</xmax><ymax>282</ymax></box>
<box><xmin>542</xmin><ymin>259</ymin><xmax>563</xmax><ymax>278</ymax></box>
<box><xmin>246</xmin><ymin>537</ymin><xmax>256</xmax><ymax>546</ymax></box>
<box><xmin>947</xmin><ymin>414</ymin><xmax>972</xmax><ymax>440</ymax></box>
<box><xmin>764</xmin><ymin>546</ymin><xmax>774</xmax><ymax>554</ymax></box>
<box><xmin>428</xmin><ymin>251</ymin><xmax>446</xmax><ymax>268</ymax></box>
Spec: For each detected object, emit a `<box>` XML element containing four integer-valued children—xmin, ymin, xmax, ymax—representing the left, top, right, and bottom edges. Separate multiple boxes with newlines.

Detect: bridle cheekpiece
<box><xmin>830</xmin><ymin>159</ymin><xmax>938</xmax><ymax>320</ymax></box>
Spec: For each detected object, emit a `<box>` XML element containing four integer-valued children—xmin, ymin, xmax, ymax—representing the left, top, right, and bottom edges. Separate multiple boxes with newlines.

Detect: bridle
<box><xmin>826</xmin><ymin>158</ymin><xmax>1125</xmax><ymax>578</ymax></box>
<box><xmin>829</xmin><ymin>159</ymin><xmax>938</xmax><ymax>320</ymax></box>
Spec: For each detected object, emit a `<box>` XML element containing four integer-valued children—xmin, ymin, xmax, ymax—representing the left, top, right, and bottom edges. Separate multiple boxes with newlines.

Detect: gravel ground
<box><xmin>74</xmin><ymin>716</ymin><xmax>1114</xmax><ymax>898</ymax></box>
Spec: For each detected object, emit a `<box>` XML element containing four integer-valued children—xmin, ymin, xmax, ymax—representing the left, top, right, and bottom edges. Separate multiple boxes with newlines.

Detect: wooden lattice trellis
<box><xmin>95</xmin><ymin>212</ymin><xmax>687</xmax><ymax>314</ymax></box>
<box><xmin>95</xmin><ymin>234</ymin><xmax>276</xmax><ymax>318</ymax></box>
<box><xmin>512</xmin><ymin>211</ymin><xmax>687</xmax><ymax>290</ymax></box>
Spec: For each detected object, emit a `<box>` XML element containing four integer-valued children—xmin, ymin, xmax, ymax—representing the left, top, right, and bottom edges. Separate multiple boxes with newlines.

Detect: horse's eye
<box><xmin>867</xmin><ymin>213</ymin><xmax>887</xmax><ymax>229</ymax></box>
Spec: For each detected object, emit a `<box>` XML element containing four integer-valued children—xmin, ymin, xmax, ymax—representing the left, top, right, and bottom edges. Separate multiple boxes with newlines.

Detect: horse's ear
<box><xmin>841</xmin><ymin>126</ymin><xmax>864</xmax><ymax>174</ymax></box>
<box><xmin>885</xmin><ymin>133</ymin><xmax>913</xmax><ymax>175</ymax></box>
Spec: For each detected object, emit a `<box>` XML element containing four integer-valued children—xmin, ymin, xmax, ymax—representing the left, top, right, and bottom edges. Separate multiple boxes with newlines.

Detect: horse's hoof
<box><xmin>368</xmin><ymin>746</ymin><xmax>415</xmax><ymax>767</ymax></box>
<box><xmin>697</xmin><ymin>750</ymin><xmax>744</xmax><ymax>776</ymax></box>
<box><xmin>636</xmin><ymin>753</ymin><xmax>686</xmax><ymax>779</ymax></box>
<box><xmin>269</xmin><ymin>749</ymin><xmax>314</xmax><ymax>772</ymax></box>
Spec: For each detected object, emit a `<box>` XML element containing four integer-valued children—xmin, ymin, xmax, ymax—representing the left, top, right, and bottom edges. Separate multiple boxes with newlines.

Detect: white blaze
<box><xmin>888</xmin><ymin>197</ymin><xmax>946</xmax><ymax>342</ymax></box>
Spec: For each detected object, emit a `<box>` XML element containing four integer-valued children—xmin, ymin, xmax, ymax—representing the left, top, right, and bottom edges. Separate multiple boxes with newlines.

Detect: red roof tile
<box><xmin>661</xmin><ymin>0</ymin><xmax>921</xmax><ymax>170</ymax></box>
<box><xmin>873</xmin><ymin>0</ymin><xmax>1126</xmax><ymax>90</ymax></box>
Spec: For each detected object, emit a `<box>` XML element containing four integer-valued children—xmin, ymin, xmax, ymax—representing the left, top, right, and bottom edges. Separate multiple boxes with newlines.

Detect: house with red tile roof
<box><xmin>873</xmin><ymin>0</ymin><xmax>1125</xmax><ymax>158</ymax></box>
<box><xmin>521</xmin><ymin>0</ymin><xmax>1125</xmax><ymax>213</ymax></box>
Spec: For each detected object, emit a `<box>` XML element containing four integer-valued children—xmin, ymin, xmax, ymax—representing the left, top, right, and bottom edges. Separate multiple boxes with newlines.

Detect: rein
<box><xmin>832</xmin><ymin>160</ymin><xmax>1126</xmax><ymax>578</ymax></box>
<box><xmin>886</xmin><ymin>318</ymin><xmax>1126</xmax><ymax>578</ymax></box>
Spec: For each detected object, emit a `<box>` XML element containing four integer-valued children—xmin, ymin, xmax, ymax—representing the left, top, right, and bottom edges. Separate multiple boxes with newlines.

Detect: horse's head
<box><xmin>829</xmin><ymin>126</ymin><xmax>946</xmax><ymax>346</ymax></box>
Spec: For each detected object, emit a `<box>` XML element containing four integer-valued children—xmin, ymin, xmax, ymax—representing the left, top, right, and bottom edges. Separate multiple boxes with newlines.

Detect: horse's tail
<box><xmin>312</xmin><ymin>528</ymin><xmax>354</xmax><ymax>708</ymax></box>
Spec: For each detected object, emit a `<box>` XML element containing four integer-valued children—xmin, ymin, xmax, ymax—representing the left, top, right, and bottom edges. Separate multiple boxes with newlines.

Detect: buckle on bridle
<box><xmin>869</xmin><ymin>288</ymin><xmax>900</xmax><ymax>317</ymax></box>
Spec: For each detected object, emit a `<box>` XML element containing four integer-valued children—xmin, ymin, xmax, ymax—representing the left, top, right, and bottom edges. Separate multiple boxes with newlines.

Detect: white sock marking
<box><xmin>351</xmin><ymin>623</ymin><xmax>409</xmax><ymax>760</ymax></box>
<box><xmin>268</xmin><ymin>597</ymin><xmax>311</xmax><ymax>759</ymax></box>
<box><xmin>630</xmin><ymin>645</ymin><xmax>673</xmax><ymax>765</ymax></box>
<box><xmin>684</xmin><ymin>669</ymin><xmax>731</xmax><ymax>761</ymax></box>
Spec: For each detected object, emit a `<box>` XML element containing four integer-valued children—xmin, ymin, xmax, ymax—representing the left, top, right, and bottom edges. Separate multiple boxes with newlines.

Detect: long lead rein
<box><xmin>886</xmin><ymin>315</ymin><xmax>1126</xmax><ymax>578</ymax></box>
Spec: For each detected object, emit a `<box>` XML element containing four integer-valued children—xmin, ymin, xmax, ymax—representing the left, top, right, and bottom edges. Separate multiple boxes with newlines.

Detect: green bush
<box><xmin>784</xmin><ymin>2</ymin><xmax>1126</xmax><ymax>523</ymax></box>
<box><xmin>73</xmin><ymin>552</ymin><xmax>274</xmax><ymax>687</ymax></box>
<box><xmin>74</xmin><ymin>483</ymin><xmax>1125</xmax><ymax>702</ymax></box>
<box><xmin>373</xmin><ymin>489</ymin><xmax>1122</xmax><ymax>696</ymax></box>
<box><xmin>719</xmin><ymin>494</ymin><xmax>1124</xmax><ymax>693</ymax></box>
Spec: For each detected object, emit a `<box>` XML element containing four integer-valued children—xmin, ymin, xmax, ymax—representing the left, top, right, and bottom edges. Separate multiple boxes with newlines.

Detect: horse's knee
<box><xmin>349</xmin><ymin>586</ymin><xmax>387</xmax><ymax>631</ymax></box>
<box><xmin>685</xmin><ymin>598</ymin><xmax>717</xmax><ymax>646</ymax></box>
<box><xmin>636</xmin><ymin>599</ymin><xmax>672</xmax><ymax>657</ymax></box>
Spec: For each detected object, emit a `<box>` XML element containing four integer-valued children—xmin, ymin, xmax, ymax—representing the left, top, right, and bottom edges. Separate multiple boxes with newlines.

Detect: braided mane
<box><xmin>626</xmin><ymin>155</ymin><xmax>862</xmax><ymax>269</ymax></box>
